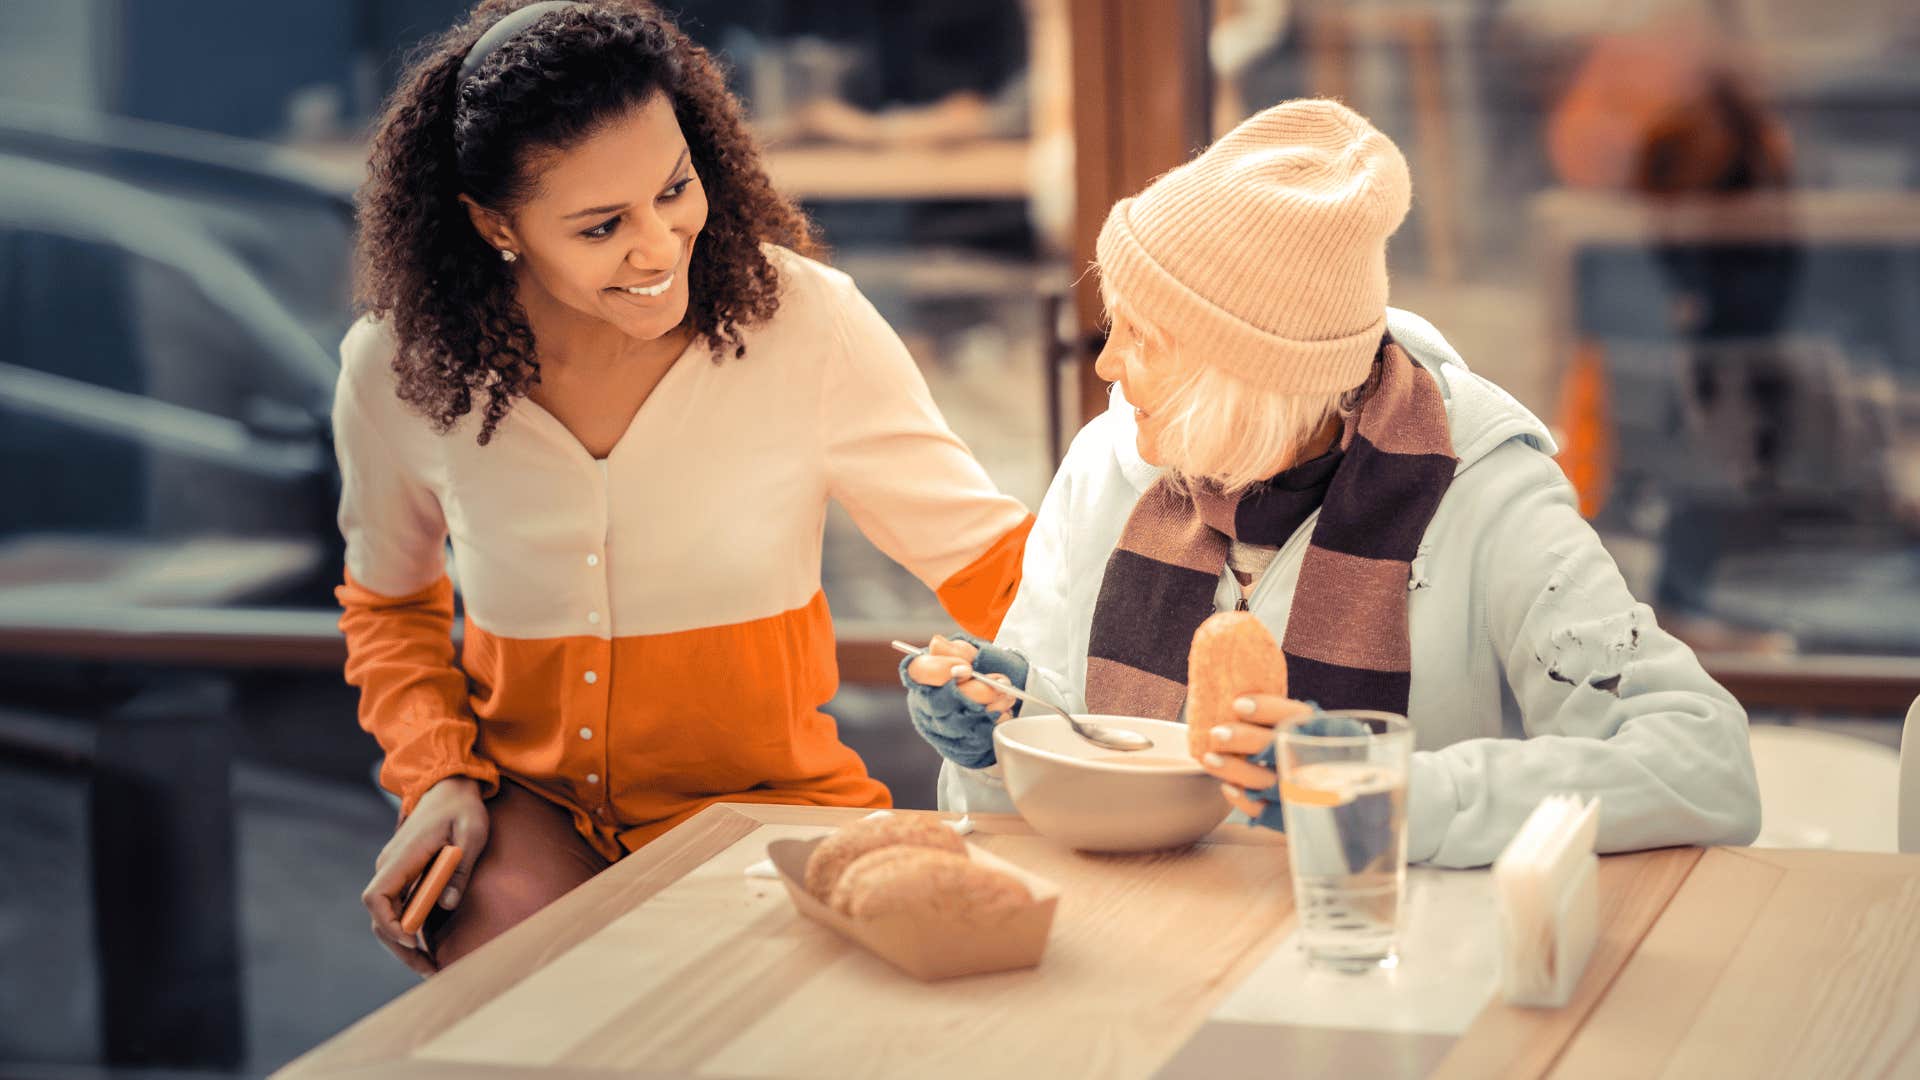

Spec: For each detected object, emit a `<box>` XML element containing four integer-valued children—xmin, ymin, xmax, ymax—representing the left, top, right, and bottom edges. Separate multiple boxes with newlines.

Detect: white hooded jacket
<box><xmin>941</xmin><ymin>309</ymin><xmax>1762</xmax><ymax>868</ymax></box>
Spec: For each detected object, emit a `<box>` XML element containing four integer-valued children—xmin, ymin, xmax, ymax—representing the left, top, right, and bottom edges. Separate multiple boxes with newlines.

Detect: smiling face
<box><xmin>1093</xmin><ymin>309</ymin><xmax>1179</xmax><ymax>465</ymax></box>
<box><xmin>464</xmin><ymin>93</ymin><xmax>708</xmax><ymax>345</ymax></box>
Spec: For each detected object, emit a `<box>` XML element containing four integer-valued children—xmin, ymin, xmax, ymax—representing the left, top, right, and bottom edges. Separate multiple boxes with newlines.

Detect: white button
<box><xmin>586</xmin><ymin>773</ymin><xmax>600</xmax><ymax>784</ymax></box>
<box><xmin>579</xmin><ymin>727</ymin><xmax>593</xmax><ymax>740</ymax></box>
<box><xmin>586</xmin><ymin>553</ymin><xmax>600</xmax><ymax>567</ymax></box>
<box><xmin>587</xmin><ymin>611</ymin><xmax>601</xmax><ymax>625</ymax></box>
<box><xmin>583</xmin><ymin>670</ymin><xmax>598</xmax><ymax>685</ymax></box>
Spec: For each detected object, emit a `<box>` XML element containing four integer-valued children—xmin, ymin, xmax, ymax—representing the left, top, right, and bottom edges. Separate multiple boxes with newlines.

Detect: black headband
<box><xmin>459</xmin><ymin>1</ymin><xmax>587</xmax><ymax>82</ymax></box>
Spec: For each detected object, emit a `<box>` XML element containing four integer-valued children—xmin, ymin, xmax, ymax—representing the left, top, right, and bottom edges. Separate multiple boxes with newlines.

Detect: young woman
<box><xmin>905</xmin><ymin>99</ymin><xmax>1760</xmax><ymax>868</ymax></box>
<box><xmin>341</xmin><ymin>0</ymin><xmax>1031</xmax><ymax>973</ymax></box>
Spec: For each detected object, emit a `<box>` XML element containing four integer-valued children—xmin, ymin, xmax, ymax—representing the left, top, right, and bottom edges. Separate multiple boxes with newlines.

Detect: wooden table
<box><xmin>274</xmin><ymin>806</ymin><xmax>1920</xmax><ymax>1080</ymax></box>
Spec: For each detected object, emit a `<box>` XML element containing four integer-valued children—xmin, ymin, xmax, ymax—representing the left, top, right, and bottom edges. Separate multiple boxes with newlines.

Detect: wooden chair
<box><xmin>1747</xmin><ymin>723</ymin><xmax>1899</xmax><ymax>852</ymax></box>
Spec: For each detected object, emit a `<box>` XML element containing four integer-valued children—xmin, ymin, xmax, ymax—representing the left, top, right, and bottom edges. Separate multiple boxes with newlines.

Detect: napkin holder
<box><xmin>1493</xmin><ymin>795</ymin><xmax>1601</xmax><ymax>1009</ymax></box>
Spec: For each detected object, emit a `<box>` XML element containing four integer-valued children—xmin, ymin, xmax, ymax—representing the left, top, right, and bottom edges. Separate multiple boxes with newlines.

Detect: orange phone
<box><xmin>399</xmin><ymin>844</ymin><xmax>464</xmax><ymax>936</ymax></box>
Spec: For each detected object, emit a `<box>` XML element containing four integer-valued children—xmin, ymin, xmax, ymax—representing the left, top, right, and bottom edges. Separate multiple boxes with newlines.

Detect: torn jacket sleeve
<box><xmin>1405</xmin><ymin>449</ymin><xmax>1761</xmax><ymax>868</ymax></box>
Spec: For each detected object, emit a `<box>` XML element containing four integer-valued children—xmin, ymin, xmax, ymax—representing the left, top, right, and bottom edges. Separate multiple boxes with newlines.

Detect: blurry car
<box><xmin>0</xmin><ymin>105</ymin><xmax>352</xmax><ymax>613</ymax></box>
<box><xmin>0</xmin><ymin>107</ymin><xmax>365</xmax><ymax>1071</ymax></box>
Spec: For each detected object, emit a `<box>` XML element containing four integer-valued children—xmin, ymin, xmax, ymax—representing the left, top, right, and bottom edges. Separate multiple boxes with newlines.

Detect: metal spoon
<box><xmin>890</xmin><ymin>640</ymin><xmax>1153</xmax><ymax>752</ymax></box>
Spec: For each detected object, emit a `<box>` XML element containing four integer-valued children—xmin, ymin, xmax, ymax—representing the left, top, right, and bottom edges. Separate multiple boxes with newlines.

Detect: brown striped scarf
<box><xmin>1085</xmin><ymin>337</ymin><xmax>1456</xmax><ymax>721</ymax></box>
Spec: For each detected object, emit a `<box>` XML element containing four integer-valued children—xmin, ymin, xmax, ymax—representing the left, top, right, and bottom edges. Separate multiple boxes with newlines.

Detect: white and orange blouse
<box><xmin>333</xmin><ymin>246</ymin><xmax>1033</xmax><ymax>858</ymax></box>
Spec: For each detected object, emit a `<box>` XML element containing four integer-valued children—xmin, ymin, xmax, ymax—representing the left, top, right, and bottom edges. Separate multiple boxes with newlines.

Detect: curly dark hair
<box><xmin>355</xmin><ymin>0</ymin><xmax>816</xmax><ymax>444</ymax></box>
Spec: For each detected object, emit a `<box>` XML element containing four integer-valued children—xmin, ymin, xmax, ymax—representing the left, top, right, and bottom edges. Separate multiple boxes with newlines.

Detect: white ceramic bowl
<box><xmin>993</xmin><ymin>714</ymin><xmax>1229</xmax><ymax>853</ymax></box>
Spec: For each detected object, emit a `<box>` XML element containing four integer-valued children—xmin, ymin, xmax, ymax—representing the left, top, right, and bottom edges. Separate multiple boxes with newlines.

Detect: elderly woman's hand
<box><xmin>900</xmin><ymin>633</ymin><xmax>1028</xmax><ymax>769</ymax></box>
<box><xmin>904</xmin><ymin>635</ymin><xmax>1016</xmax><ymax>712</ymax></box>
<box><xmin>1199</xmin><ymin>694</ymin><xmax>1314</xmax><ymax>826</ymax></box>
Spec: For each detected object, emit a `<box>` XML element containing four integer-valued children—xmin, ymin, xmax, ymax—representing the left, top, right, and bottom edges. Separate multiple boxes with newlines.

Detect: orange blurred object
<box><xmin>1557</xmin><ymin>341</ymin><xmax>1615</xmax><ymax>521</ymax></box>
<box><xmin>1547</xmin><ymin>28</ymin><xmax>1792</xmax><ymax>195</ymax></box>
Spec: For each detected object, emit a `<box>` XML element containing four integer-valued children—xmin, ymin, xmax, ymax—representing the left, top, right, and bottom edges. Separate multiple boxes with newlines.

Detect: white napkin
<box><xmin>1493</xmin><ymin>794</ymin><xmax>1601</xmax><ymax>1008</ymax></box>
<box><xmin>862</xmin><ymin>806</ymin><xmax>975</xmax><ymax>834</ymax></box>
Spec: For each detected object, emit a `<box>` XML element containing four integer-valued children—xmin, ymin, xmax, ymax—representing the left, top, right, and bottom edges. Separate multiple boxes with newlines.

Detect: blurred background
<box><xmin>1</xmin><ymin>0</ymin><xmax>1916</xmax><ymax>1074</ymax></box>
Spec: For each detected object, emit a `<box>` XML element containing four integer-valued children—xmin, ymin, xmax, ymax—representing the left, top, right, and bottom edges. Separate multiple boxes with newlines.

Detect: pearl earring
<box><xmin>499</xmin><ymin>249</ymin><xmax>518</xmax><ymax>263</ymax></box>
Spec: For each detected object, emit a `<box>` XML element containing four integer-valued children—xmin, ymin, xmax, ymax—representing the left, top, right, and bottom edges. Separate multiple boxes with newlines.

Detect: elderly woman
<box><xmin>905</xmin><ymin>99</ymin><xmax>1760</xmax><ymax>868</ymax></box>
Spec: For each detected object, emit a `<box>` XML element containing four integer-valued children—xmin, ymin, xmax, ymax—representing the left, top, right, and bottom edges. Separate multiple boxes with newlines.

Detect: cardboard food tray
<box><xmin>767</xmin><ymin>834</ymin><xmax>1060</xmax><ymax>981</ymax></box>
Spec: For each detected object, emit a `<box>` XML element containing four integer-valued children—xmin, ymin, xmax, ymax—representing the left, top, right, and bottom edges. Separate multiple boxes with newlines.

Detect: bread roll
<box><xmin>803</xmin><ymin>813</ymin><xmax>967</xmax><ymax>902</ymax></box>
<box><xmin>1184</xmin><ymin>611</ymin><xmax>1289</xmax><ymax>758</ymax></box>
<box><xmin>828</xmin><ymin>847</ymin><xmax>1031</xmax><ymax>921</ymax></box>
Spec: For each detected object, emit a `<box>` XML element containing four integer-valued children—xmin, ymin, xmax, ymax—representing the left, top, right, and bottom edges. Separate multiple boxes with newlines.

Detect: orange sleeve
<box><xmin>331</xmin><ymin>325</ymin><xmax>498</xmax><ymax>817</ymax></box>
<box><xmin>337</xmin><ymin>571</ymin><xmax>499</xmax><ymax>816</ymax></box>
<box><xmin>933</xmin><ymin>514</ymin><xmax>1035</xmax><ymax>639</ymax></box>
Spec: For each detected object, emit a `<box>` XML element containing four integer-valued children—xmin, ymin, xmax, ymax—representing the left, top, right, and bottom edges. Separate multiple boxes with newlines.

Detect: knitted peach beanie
<box><xmin>1095</xmin><ymin>98</ymin><xmax>1412</xmax><ymax>395</ymax></box>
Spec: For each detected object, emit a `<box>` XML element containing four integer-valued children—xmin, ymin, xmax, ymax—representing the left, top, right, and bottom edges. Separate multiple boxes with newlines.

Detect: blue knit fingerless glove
<box><xmin>899</xmin><ymin>634</ymin><xmax>1031</xmax><ymax>770</ymax></box>
<box><xmin>1239</xmin><ymin>708</ymin><xmax>1366</xmax><ymax>833</ymax></box>
<box><xmin>1242</xmin><ymin>740</ymin><xmax>1287</xmax><ymax>831</ymax></box>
